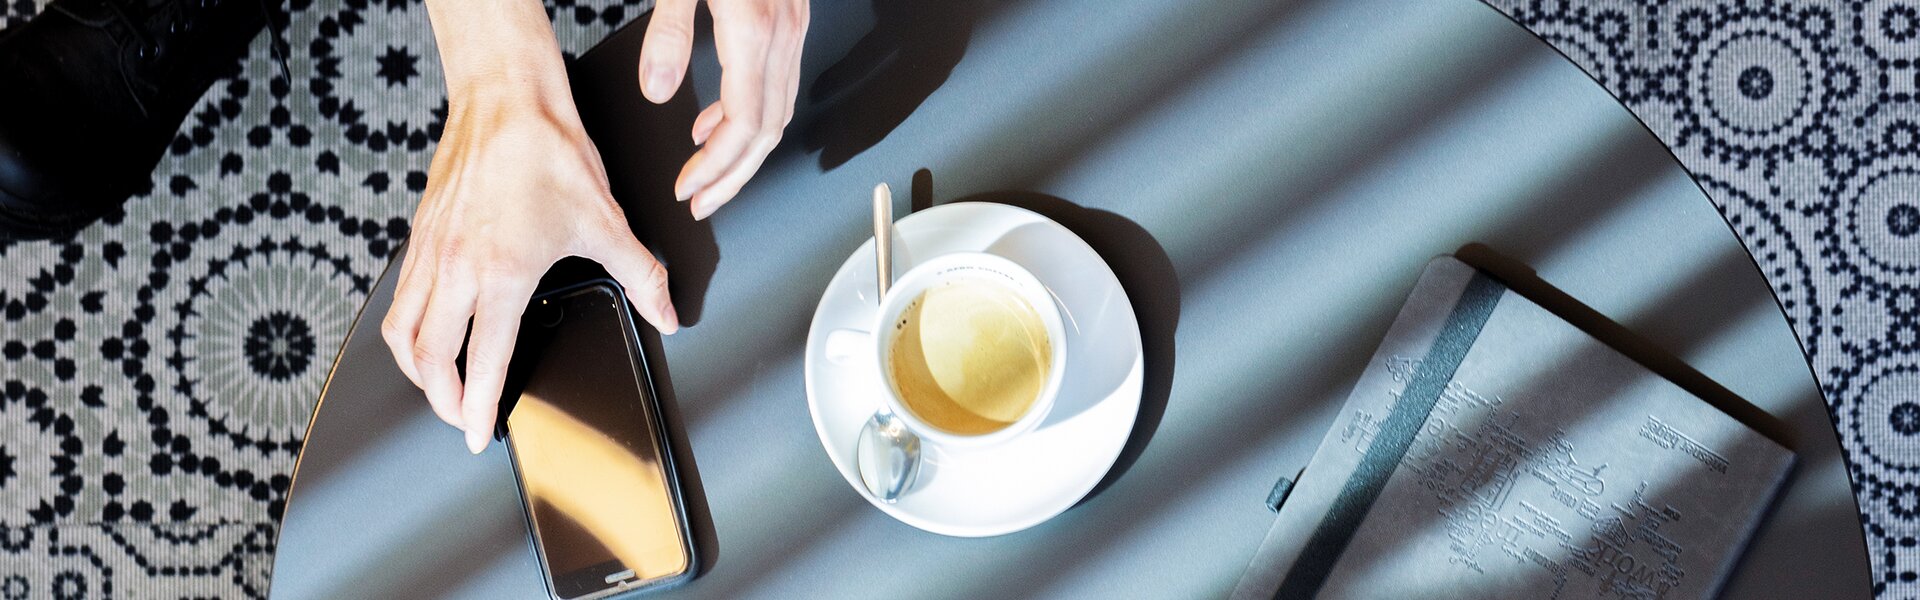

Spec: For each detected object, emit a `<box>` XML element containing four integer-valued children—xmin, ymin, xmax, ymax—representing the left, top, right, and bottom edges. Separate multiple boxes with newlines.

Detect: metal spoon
<box><xmin>857</xmin><ymin>182</ymin><xmax>922</xmax><ymax>504</ymax></box>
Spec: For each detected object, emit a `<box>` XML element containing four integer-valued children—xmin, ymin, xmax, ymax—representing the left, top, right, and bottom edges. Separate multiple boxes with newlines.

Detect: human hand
<box><xmin>395</xmin><ymin>0</ymin><xmax>679</xmax><ymax>453</ymax></box>
<box><xmin>638</xmin><ymin>0</ymin><xmax>809</xmax><ymax>220</ymax></box>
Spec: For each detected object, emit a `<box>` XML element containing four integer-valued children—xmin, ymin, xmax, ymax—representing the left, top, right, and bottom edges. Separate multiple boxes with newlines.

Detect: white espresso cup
<box><xmin>827</xmin><ymin>252</ymin><xmax>1068</xmax><ymax>450</ymax></box>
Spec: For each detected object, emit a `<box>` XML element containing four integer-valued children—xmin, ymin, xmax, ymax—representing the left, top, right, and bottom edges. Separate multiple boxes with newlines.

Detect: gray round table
<box><xmin>271</xmin><ymin>0</ymin><xmax>1871</xmax><ymax>597</ymax></box>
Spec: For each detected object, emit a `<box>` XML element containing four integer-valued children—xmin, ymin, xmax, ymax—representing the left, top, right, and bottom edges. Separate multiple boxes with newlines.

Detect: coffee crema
<box><xmin>886</xmin><ymin>279</ymin><xmax>1052</xmax><ymax>435</ymax></box>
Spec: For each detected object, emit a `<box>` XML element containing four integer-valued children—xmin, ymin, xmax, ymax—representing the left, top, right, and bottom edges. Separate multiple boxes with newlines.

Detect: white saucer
<box><xmin>803</xmin><ymin>202</ymin><xmax>1144</xmax><ymax>537</ymax></box>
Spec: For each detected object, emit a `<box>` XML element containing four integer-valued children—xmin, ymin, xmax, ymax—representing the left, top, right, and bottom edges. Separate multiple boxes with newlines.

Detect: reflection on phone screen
<box><xmin>507</xmin><ymin>287</ymin><xmax>688</xmax><ymax>598</ymax></box>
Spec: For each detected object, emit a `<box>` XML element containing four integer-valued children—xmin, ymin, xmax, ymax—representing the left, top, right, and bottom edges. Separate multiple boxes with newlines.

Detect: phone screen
<box><xmin>505</xmin><ymin>285</ymin><xmax>689</xmax><ymax>599</ymax></box>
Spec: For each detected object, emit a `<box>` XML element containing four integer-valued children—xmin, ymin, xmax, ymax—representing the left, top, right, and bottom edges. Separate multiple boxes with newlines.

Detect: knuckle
<box><xmin>742</xmin><ymin>10</ymin><xmax>777</xmax><ymax>33</ymax></box>
<box><xmin>785</xmin><ymin>5</ymin><xmax>809</xmax><ymax>34</ymax></box>
<box><xmin>411</xmin><ymin>342</ymin><xmax>451</xmax><ymax>369</ymax></box>
<box><xmin>645</xmin><ymin>261</ymin><xmax>672</xmax><ymax>295</ymax></box>
<box><xmin>645</xmin><ymin>261</ymin><xmax>675</xmax><ymax>300</ymax></box>
<box><xmin>464</xmin><ymin>348</ymin><xmax>507</xmax><ymax>378</ymax></box>
<box><xmin>380</xmin><ymin>316</ymin><xmax>405</xmax><ymax>342</ymax></box>
<box><xmin>752</xmin><ymin>131</ymin><xmax>783</xmax><ymax>153</ymax></box>
<box><xmin>434</xmin><ymin>237</ymin><xmax>466</xmax><ymax>264</ymax></box>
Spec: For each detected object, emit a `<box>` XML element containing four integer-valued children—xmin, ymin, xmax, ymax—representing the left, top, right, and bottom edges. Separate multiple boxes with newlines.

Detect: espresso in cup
<box><xmin>885</xmin><ymin>279</ymin><xmax>1053</xmax><ymax>435</ymax></box>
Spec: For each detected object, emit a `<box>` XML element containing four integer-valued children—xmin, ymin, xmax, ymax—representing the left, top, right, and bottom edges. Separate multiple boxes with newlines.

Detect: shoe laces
<box><xmin>99</xmin><ymin>0</ymin><xmax>293</xmax><ymax>112</ymax></box>
<box><xmin>256</xmin><ymin>0</ymin><xmax>293</xmax><ymax>87</ymax></box>
<box><xmin>104</xmin><ymin>0</ymin><xmax>291</xmax><ymax>81</ymax></box>
<box><xmin>101</xmin><ymin>0</ymin><xmax>197</xmax><ymax>62</ymax></box>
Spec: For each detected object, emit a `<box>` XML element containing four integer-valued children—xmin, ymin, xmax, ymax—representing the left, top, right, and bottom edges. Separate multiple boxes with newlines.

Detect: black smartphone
<box><xmin>496</xmin><ymin>279</ymin><xmax>696</xmax><ymax>599</ymax></box>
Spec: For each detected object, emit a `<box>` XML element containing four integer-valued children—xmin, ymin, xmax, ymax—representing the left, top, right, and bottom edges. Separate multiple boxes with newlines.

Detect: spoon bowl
<box><xmin>857</xmin><ymin>409</ymin><xmax>921</xmax><ymax>503</ymax></box>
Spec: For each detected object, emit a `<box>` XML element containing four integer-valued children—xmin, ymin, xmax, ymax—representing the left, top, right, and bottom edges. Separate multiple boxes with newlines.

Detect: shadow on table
<box><xmin>912</xmin><ymin>169</ymin><xmax>1181</xmax><ymax>504</ymax></box>
<box><xmin>1454</xmin><ymin>243</ymin><xmax>1794</xmax><ymax>450</ymax></box>
<box><xmin>570</xmin><ymin>9</ymin><xmax>721</xmax><ymax>327</ymax></box>
<box><xmin>803</xmin><ymin>0</ymin><xmax>987</xmax><ymax>170</ymax></box>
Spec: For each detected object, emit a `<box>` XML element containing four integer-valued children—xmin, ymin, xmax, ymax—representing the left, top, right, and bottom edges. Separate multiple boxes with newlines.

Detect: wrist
<box><xmin>426</xmin><ymin>0</ymin><xmax>573</xmax><ymax>111</ymax></box>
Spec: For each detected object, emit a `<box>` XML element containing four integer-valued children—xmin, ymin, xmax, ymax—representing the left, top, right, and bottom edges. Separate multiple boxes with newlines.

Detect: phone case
<box><xmin>499</xmin><ymin>278</ymin><xmax>699</xmax><ymax>599</ymax></box>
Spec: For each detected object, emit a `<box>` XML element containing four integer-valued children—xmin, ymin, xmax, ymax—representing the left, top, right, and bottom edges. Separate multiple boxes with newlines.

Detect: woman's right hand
<box><xmin>392</xmin><ymin>0</ymin><xmax>679</xmax><ymax>454</ymax></box>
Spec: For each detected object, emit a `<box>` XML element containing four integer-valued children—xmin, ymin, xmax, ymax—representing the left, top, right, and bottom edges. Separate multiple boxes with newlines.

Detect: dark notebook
<box><xmin>1233</xmin><ymin>257</ymin><xmax>1795</xmax><ymax>600</ymax></box>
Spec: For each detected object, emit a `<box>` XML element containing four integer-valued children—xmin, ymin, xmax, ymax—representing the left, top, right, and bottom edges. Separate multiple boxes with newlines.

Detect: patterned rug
<box><xmin>0</xmin><ymin>0</ymin><xmax>648</xmax><ymax>596</ymax></box>
<box><xmin>0</xmin><ymin>0</ymin><xmax>1909</xmax><ymax>597</ymax></box>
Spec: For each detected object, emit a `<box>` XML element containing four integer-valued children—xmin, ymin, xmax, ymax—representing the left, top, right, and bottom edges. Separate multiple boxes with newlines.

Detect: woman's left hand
<box><xmin>637</xmin><ymin>0</ymin><xmax>810</xmax><ymax>220</ymax></box>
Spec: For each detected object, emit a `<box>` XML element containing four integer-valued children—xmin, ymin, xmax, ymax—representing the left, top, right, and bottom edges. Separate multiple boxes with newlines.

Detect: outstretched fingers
<box><xmin>673</xmin><ymin>0</ymin><xmax>808</xmax><ymax>219</ymax></box>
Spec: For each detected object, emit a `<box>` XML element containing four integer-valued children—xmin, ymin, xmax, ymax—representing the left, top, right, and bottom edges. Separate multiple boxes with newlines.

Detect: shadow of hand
<box><xmin>803</xmin><ymin>0</ymin><xmax>984</xmax><ymax>170</ymax></box>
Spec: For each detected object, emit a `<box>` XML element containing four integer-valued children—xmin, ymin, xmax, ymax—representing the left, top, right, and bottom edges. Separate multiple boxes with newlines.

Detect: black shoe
<box><xmin>0</xmin><ymin>0</ymin><xmax>269</xmax><ymax>241</ymax></box>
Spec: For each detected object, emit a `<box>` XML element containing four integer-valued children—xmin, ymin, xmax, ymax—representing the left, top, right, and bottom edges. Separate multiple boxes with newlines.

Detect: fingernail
<box><xmin>692</xmin><ymin>197</ymin><xmax>718</xmax><ymax>221</ymax></box>
<box><xmin>644</xmin><ymin>65</ymin><xmax>673</xmax><ymax>103</ymax></box>
<box><xmin>465</xmin><ymin>428</ymin><xmax>488</xmax><ymax>454</ymax></box>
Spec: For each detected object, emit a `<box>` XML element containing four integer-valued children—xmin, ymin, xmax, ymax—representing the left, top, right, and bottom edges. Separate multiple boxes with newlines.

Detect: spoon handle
<box><xmin>873</xmin><ymin>182</ymin><xmax>893</xmax><ymax>299</ymax></box>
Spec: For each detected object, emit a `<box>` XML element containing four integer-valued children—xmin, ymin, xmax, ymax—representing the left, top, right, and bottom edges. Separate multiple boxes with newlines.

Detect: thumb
<box><xmin>639</xmin><ymin>0</ymin><xmax>698</xmax><ymax>104</ymax></box>
<box><xmin>585</xmin><ymin>229</ymin><xmax>680</xmax><ymax>335</ymax></box>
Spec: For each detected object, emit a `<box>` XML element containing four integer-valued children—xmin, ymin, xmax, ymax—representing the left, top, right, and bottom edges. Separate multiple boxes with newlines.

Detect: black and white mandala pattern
<box><xmin>0</xmin><ymin>522</ymin><xmax>274</xmax><ymax>599</ymax></box>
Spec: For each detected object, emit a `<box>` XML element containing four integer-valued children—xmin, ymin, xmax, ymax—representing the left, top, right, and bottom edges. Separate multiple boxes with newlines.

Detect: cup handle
<box><xmin>825</xmin><ymin>329</ymin><xmax>872</xmax><ymax>366</ymax></box>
